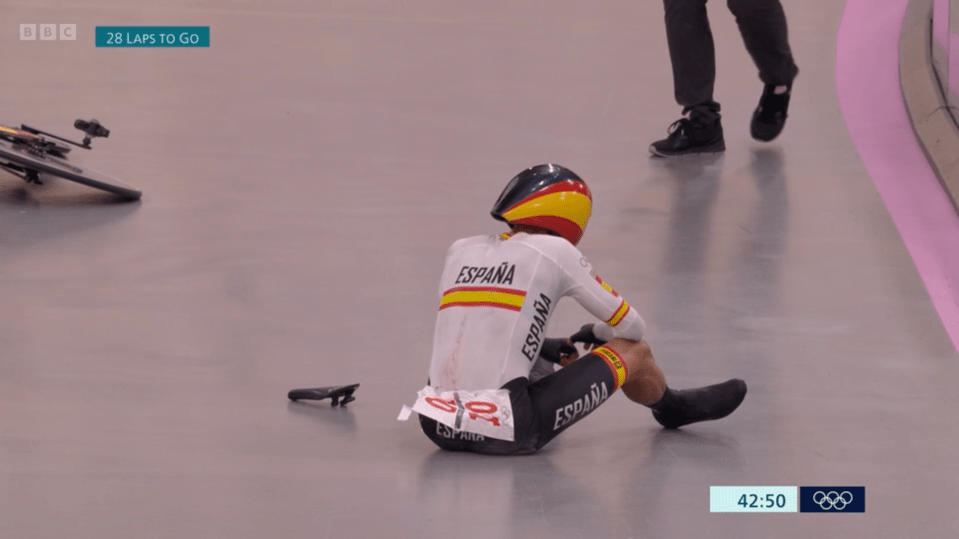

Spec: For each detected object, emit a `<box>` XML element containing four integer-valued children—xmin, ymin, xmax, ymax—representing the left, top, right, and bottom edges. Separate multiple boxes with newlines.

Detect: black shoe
<box><xmin>651</xmin><ymin>379</ymin><xmax>747</xmax><ymax>429</ymax></box>
<box><xmin>751</xmin><ymin>83</ymin><xmax>793</xmax><ymax>142</ymax></box>
<box><xmin>649</xmin><ymin>117</ymin><xmax>725</xmax><ymax>157</ymax></box>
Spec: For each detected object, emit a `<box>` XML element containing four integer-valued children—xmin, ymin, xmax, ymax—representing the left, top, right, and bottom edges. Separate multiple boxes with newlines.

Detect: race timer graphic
<box><xmin>710</xmin><ymin>486</ymin><xmax>865</xmax><ymax>513</ymax></box>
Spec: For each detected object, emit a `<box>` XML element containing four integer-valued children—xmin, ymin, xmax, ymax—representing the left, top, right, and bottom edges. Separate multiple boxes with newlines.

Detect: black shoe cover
<box><xmin>651</xmin><ymin>379</ymin><xmax>747</xmax><ymax>429</ymax></box>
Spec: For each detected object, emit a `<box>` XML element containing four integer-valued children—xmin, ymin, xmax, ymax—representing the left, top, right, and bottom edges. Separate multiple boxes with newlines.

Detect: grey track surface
<box><xmin>2</xmin><ymin>1</ymin><xmax>958</xmax><ymax>538</ymax></box>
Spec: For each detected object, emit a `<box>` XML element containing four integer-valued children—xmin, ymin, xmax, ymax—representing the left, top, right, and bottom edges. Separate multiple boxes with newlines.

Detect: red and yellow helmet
<box><xmin>490</xmin><ymin>164</ymin><xmax>592</xmax><ymax>245</ymax></box>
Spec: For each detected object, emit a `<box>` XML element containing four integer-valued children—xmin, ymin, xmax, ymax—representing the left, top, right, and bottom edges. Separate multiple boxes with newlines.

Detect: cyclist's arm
<box><xmin>555</xmin><ymin>245</ymin><xmax>645</xmax><ymax>342</ymax></box>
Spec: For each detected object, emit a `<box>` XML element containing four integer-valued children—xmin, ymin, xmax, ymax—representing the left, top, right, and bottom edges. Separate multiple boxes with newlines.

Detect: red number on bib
<box><xmin>465</xmin><ymin>400</ymin><xmax>500</xmax><ymax>426</ymax></box>
<box><xmin>426</xmin><ymin>397</ymin><xmax>502</xmax><ymax>427</ymax></box>
<box><xmin>425</xmin><ymin>396</ymin><xmax>456</xmax><ymax>413</ymax></box>
<box><xmin>464</xmin><ymin>401</ymin><xmax>497</xmax><ymax>415</ymax></box>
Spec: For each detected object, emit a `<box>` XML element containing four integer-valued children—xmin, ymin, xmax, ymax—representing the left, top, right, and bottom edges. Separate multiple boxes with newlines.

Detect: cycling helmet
<box><xmin>491</xmin><ymin>164</ymin><xmax>592</xmax><ymax>245</ymax></box>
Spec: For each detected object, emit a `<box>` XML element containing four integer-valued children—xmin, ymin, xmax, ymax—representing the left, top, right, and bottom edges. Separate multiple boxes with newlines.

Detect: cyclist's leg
<box><xmin>602</xmin><ymin>337</ymin><xmax>747</xmax><ymax>429</ymax></box>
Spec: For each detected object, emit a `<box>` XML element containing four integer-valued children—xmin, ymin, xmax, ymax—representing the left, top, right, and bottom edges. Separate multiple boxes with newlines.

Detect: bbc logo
<box><xmin>20</xmin><ymin>24</ymin><xmax>76</xmax><ymax>41</ymax></box>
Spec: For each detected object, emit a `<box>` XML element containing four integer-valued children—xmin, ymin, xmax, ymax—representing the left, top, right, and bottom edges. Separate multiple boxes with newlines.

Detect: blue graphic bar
<box><xmin>799</xmin><ymin>487</ymin><xmax>865</xmax><ymax>513</ymax></box>
<box><xmin>95</xmin><ymin>26</ymin><xmax>210</xmax><ymax>47</ymax></box>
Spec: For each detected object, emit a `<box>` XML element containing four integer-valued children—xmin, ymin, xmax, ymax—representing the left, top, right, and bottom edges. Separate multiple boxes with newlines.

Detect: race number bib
<box><xmin>398</xmin><ymin>386</ymin><xmax>515</xmax><ymax>441</ymax></box>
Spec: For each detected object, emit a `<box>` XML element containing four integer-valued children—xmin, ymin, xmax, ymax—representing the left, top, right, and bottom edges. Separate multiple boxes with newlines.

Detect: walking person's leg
<box><xmin>727</xmin><ymin>0</ymin><xmax>800</xmax><ymax>141</ymax></box>
<box><xmin>651</xmin><ymin>0</ymin><xmax>726</xmax><ymax>157</ymax></box>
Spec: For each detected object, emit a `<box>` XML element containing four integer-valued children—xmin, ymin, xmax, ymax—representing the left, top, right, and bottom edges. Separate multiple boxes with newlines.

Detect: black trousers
<box><xmin>664</xmin><ymin>0</ymin><xmax>799</xmax><ymax>121</ymax></box>
<box><xmin>419</xmin><ymin>352</ymin><xmax>619</xmax><ymax>455</ymax></box>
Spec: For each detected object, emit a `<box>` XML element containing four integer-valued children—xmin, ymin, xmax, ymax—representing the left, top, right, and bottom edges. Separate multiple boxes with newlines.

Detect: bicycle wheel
<box><xmin>0</xmin><ymin>138</ymin><xmax>141</xmax><ymax>199</ymax></box>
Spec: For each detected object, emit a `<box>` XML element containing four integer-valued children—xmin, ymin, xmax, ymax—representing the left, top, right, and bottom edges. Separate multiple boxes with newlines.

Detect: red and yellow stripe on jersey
<box><xmin>592</xmin><ymin>346</ymin><xmax>628</xmax><ymax>390</ymax></box>
<box><xmin>500</xmin><ymin>180</ymin><xmax>592</xmax><ymax>245</ymax></box>
<box><xmin>605</xmin><ymin>299</ymin><xmax>630</xmax><ymax>326</ymax></box>
<box><xmin>439</xmin><ymin>286</ymin><xmax>527</xmax><ymax>312</ymax></box>
<box><xmin>595</xmin><ymin>275</ymin><xmax>619</xmax><ymax>297</ymax></box>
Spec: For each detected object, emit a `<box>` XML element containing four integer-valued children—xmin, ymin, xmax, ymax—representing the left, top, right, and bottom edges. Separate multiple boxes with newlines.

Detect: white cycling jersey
<box><xmin>428</xmin><ymin>231</ymin><xmax>645</xmax><ymax>392</ymax></box>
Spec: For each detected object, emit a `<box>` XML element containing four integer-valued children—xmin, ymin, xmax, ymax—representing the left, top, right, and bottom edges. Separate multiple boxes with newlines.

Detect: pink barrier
<box><xmin>837</xmin><ymin>0</ymin><xmax>959</xmax><ymax>353</ymax></box>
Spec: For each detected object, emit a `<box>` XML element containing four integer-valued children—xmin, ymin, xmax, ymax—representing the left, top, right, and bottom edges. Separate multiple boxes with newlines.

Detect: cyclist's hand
<box><xmin>570</xmin><ymin>323</ymin><xmax>606</xmax><ymax>350</ymax></box>
<box><xmin>539</xmin><ymin>338</ymin><xmax>578</xmax><ymax>365</ymax></box>
<box><xmin>560</xmin><ymin>350</ymin><xmax>580</xmax><ymax>367</ymax></box>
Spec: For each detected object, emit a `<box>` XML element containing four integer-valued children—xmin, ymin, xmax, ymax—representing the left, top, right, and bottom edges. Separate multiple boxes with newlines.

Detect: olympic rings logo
<box><xmin>813</xmin><ymin>491</ymin><xmax>853</xmax><ymax>510</ymax></box>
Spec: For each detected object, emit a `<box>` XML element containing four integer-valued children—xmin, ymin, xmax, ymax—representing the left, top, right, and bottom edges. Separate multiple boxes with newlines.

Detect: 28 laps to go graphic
<box><xmin>95</xmin><ymin>26</ymin><xmax>210</xmax><ymax>47</ymax></box>
<box><xmin>710</xmin><ymin>486</ymin><xmax>865</xmax><ymax>513</ymax></box>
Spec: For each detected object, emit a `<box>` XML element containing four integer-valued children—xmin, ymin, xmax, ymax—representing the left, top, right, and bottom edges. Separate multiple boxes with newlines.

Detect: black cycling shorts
<box><xmin>419</xmin><ymin>349</ymin><xmax>623</xmax><ymax>455</ymax></box>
